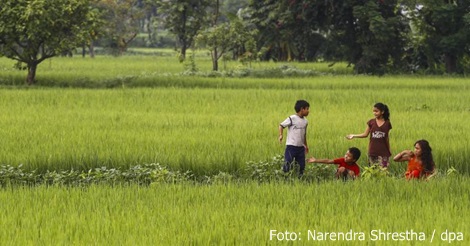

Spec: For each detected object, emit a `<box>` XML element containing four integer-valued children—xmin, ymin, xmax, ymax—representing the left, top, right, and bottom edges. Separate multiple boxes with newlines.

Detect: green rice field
<box><xmin>0</xmin><ymin>55</ymin><xmax>469</xmax><ymax>244</ymax></box>
<box><xmin>0</xmin><ymin>179</ymin><xmax>468</xmax><ymax>245</ymax></box>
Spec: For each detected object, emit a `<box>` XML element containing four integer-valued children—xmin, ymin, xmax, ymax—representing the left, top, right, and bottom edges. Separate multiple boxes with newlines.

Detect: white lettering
<box><xmin>441</xmin><ymin>230</ymin><xmax>464</xmax><ymax>243</ymax></box>
<box><xmin>370</xmin><ymin>229</ymin><xmax>425</xmax><ymax>241</ymax></box>
<box><xmin>371</xmin><ymin>131</ymin><xmax>386</xmax><ymax>138</ymax></box>
<box><xmin>269</xmin><ymin>230</ymin><xmax>298</xmax><ymax>241</ymax></box>
<box><xmin>307</xmin><ymin>230</ymin><xmax>365</xmax><ymax>241</ymax></box>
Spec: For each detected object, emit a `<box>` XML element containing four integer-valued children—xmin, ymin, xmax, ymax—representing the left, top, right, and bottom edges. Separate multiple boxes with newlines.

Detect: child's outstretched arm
<box><xmin>346</xmin><ymin>126</ymin><xmax>370</xmax><ymax>140</ymax></box>
<box><xmin>307</xmin><ymin>157</ymin><xmax>335</xmax><ymax>164</ymax></box>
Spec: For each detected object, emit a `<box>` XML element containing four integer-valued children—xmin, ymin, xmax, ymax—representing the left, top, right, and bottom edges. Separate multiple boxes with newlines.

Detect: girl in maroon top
<box><xmin>346</xmin><ymin>103</ymin><xmax>392</xmax><ymax>167</ymax></box>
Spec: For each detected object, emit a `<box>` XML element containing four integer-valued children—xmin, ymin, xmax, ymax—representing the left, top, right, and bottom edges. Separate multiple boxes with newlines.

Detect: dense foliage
<box><xmin>2</xmin><ymin>0</ymin><xmax>470</xmax><ymax>80</ymax></box>
<box><xmin>0</xmin><ymin>0</ymin><xmax>97</xmax><ymax>84</ymax></box>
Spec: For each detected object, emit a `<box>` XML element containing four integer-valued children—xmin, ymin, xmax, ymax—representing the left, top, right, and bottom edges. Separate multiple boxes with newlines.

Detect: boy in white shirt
<box><xmin>279</xmin><ymin>100</ymin><xmax>310</xmax><ymax>177</ymax></box>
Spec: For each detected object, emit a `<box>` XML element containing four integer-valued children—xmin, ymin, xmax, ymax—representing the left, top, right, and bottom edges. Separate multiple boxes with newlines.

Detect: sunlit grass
<box><xmin>0</xmin><ymin>178</ymin><xmax>468</xmax><ymax>244</ymax></box>
<box><xmin>0</xmin><ymin>78</ymin><xmax>469</xmax><ymax>176</ymax></box>
<box><xmin>0</xmin><ymin>54</ymin><xmax>469</xmax><ymax>176</ymax></box>
<box><xmin>0</xmin><ymin>52</ymin><xmax>468</xmax><ymax>245</ymax></box>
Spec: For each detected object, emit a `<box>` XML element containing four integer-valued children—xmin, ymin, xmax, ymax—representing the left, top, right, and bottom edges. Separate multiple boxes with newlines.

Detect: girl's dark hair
<box><xmin>374</xmin><ymin>102</ymin><xmax>390</xmax><ymax>121</ymax></box>
<box><xmin>415</xmin><ymin>139</ymin><xmax>435</xmax><ymax>173</ymax></box>
<box><xmin>295</xmin><ymin>100</ymin><xmax>310</xmax><ymax>112</ymax></box>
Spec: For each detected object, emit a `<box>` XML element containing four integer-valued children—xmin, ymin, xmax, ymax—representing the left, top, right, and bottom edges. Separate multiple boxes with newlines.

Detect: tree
<box><xmin>244</xmin><ymin>0</ymin><xmax>330</xmax><ymax>62</ymax></box>
<box><xmin>244</xmin><ymin>0</ymin><xmax>410</xmax><ymax>73</ymax></box>
<box><xmin>95</xmin><ymin>0</ymin><xmax>145</xmax><ymax>55</ymax></box>
<box><xmin>350</xmin><ymin>1</ymin><xmax>410</xmax><ymax>74</ymax></box>
<box><xmin>155</xmin><ymin>0</ymin><xmax>213</xmax><ymax>61</ymax></box>
<box><xmin>407</xmin><ymin>0</ymin><xmax>470</xmax><ymax>73</ymax></box>
<box><xmin>245</xmin><ymin>0</ymin><xmax>296</xmax><ymax>61</ymax></box>
<box><xmin>197</xmin><ymin>17</ymin><xmax>257</xmax><ymax>71</ymax></box>
<box><xmin>0</xmin><ymin>0</ymin><xmax>96</xmax><ymax>84</ymax></box>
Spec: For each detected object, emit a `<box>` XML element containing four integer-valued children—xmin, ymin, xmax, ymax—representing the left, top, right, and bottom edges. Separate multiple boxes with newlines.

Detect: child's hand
<box><xmin>307</xmin><ymin>157</ymin><xmax>316</xmax><ymax>163</ymax></box>
<box><xmin>346</xmin><ymin>134</ymin><xmax>354</xmax><ymax>140</ymax></box>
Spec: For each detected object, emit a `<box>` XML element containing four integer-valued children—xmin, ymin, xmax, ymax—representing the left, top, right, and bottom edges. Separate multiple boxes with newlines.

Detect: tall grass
<box><xmin>0</xmin><ymin>55</ymin><xmax>353</xmax><ymax>87</ymax></box>
<box><xmin>0</xmin><ymin>56</ymin><xmax>469</xmax><ymax>175</ymax></box>
<box><xmin>1</xmin><ymin>53</ymin><xmax>468</xmax><ymax>245</ymax></box>
<box><xmin>0</xmin><ymin>178</ymin><xmax>468</xmax><ymax>244</ymax></box>
<box><xmin>0</xmin><ymin>79</ymin><xmax>469</xmax><ymax>175</ymax></box>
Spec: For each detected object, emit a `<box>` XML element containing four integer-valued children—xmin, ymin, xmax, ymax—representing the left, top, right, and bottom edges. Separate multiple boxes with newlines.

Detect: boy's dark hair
<box><xmin>294</xmin><ymin>100</ymin><xmax>310</xmax><ymax>112</ymax></box>
<box><xmin>348</xmin><ymin>147</ymin><xmax>361</xmax><ymax>161</ymax></box>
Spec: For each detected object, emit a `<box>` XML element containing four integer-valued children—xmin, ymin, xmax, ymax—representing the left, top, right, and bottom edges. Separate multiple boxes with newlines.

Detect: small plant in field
<box><xmin>0</xmin><ymin>163</ymin><xmax>195</xmax><ymax>187</ymax></box>
<box><xmin>406</xmin><ymin>104</ymin><xmax>431</xmax><ymax>111</ymax></box>
<box><xmin>0</xmin><ymin>160</ymin><xmax>464</xmax><ymax>186</ymax></box>
<box><xmin>244</xmin><ymin>155</ymin><xmax>334</xmax><ymax>183</ymax></box>
<box><xmin>446</xmin><ymin>166</ymin><xmax>459</xmax><ymax>176</ymax></box>
<box><xmin>128</xmin><ymin>163</ymin><xmax>193</xmax><ymax>184</ymax></box>
<box><xmin>245</xmin><ymin>155</ymin><xmax>285</xmax><ymax>183</ymax></box>
<box><xmin>182</xmin><ymin>52</ymin><xmax>198</xmax><ymax>75</ymax></box>
<box><xmin>43</xmin><ymin>169</ymin><xmax>84</xmax><ymax>186</ymax></box>
<box><xmin>361</xmin><ymin>164</ymin><xmax>391</xmax><ymax>180</ymax></box>
<box><xmin>0</xmin><ymin>164</ymin><xmax>37</xmax><ymax>186</ymax></box>
<box><xmin>205</xmin><ymin>171</ymin><xmax>235</xmax><ymax>185</ymax></box>
<box><xmin>302</xmin><ymin>164</ymin><xmax>336</xmax><ymax>182</ymax></box>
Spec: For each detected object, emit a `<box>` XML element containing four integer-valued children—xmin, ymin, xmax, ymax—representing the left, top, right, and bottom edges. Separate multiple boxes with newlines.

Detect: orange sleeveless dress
<box><xmin>405</xmin><ymin>157</ymin><xmax>423</xmax><ymax>179</ymax></box>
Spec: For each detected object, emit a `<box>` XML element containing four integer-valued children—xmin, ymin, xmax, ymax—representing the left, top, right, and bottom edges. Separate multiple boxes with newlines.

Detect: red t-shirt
<box><xmin>367</xmin><ymin>119</ymin><xmax>392</xmax><ymax>157</ymax></box>
<box><xmin>333</xmin><ymin>158</ymin><xmax>360</xmax><ymax>176</ymax></box>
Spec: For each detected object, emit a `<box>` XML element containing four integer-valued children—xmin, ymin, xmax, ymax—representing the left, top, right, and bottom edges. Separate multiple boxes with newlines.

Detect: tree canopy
<box><xmin>0</xmin><ymin>0</ymin><xmax>97</xmax><ymax>84</ymax></box>
<box><xmin>153</xmin><ymin>0</ymin><xmax>214</xmax><ymax>61</ymax></box>
<box><xmin>2</xmin><ymin>0</ymin><xmax>470</xmax><ymax>81</ymax></box>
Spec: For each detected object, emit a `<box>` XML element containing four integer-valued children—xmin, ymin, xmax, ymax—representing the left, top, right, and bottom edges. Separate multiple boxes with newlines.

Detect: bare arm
<box><xmin>278</xmin><ymin>125</ymin><xmax>284</xmax><ymax>144</ymax></box>
<box><xmin>346</xmin><ymin>126</ymin><xmax>370</xmax><ymax>140</ymax></box>
<box><xmin>393</xmin><ymin>150</ymin><xmax>413</xmax><ymax>162</ymax></box>
<box><xmin>304</xmin><ymin>129</ymin><xmax>308</xmax><ymax>154</ymax></box>
<box><xmin>386</xmin><ymin>134</ymin><xmax>391</xmax><ymax>155</ymax></box>
<box><xmin>307</xmin><ymin>157</ymin><xmax>335</xmax><ymax>164</ymax></box>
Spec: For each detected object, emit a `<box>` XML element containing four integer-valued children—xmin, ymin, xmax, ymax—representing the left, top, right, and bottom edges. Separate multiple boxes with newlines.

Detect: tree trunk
<box><xmin>179</xmin><ymin>7</ymin><xmax>188</xmax><ymax>62</ymax></box>
<box><xmin>211</xmin><ymin>0</ymin><xmax>220</xmax><ymax>71</ymax></box>
<box><xmin>180</xmin><ymin>42</ymin><xmax>187</xmax><ymax>61</ymax></box>
<box><xmin>212</xmin><ymin>48</ymin><xmax>218</xmax><ymax>71</ymax></box>
<box><xmin>444</xmin><ymin>53</ymin><xmax>457</xmax><ymax>74</ymax></box>
<box><xmin>89</xmin><ymin>41</ymin><xmax>95</xmax><ymax>58</ymax></box>
<box><xmin>26</xmin><ymin>63</ymin><xmax>38</xmax><ymax>85</ymax></box>
<box><xmin>82</xmin><ymin>43</ymin><xmax>86</xmax><ymax>58</ymax></box>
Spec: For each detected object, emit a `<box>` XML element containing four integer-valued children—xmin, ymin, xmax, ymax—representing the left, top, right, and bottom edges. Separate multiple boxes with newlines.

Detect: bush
<box><xmin>0</xmin><ymin>159</ymin><xmax>463</xmax><ymax>187</ymax></box>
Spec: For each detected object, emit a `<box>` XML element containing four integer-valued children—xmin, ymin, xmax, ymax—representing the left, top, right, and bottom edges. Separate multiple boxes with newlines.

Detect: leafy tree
<box><xmin>197</xmin><ymin>17</ymin><xmax>257</xmax><ymax>71</ymax></box>
<box><xmin>218</xmin><ymin>0</ymin><xmax>249</xmax><ymax>23</ymax></box>
<box><xmin>95</xmin><ymin>0</ymin><xmax>145</xmax><ymax>55</ymax></box>
<box><xmin>0</xmin><ymin>0</ymin><xmax>96</xmax><ymax>84</ymax></box>
<box><xmin>315</xmin><ymin>0</ymin><xmax>409</xmax><ymax>74</ymax></box>
<box><xmin>350</xmin><ymin>0</ymin><xmax>410</xmax><ymax>74</ymax></box>
<box><xmin>155</xmin><ymin>0</ymin><xmax>214</xmax><ymax>61</ymax></box>
<box><xmin>245</xmin><ymin>0</ymin><xmax>409</xmax><ymax>74</ymax></box>
<box><xmin>245</xmin><ymin>0</ymin><xmax>295</xmax><ymax>61</ymax></box>
<box><xmin>244</xmin><ymin>0</ymin><xmax>331</xmax><ymax>62</ymax></box>
<box><xmin>407</xmin><ymin>0</ymin><xmax>470</xmax><ymax>73</ymax></box>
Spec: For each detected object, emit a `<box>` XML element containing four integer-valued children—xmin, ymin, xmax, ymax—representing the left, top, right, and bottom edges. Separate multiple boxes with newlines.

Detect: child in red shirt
<box><xmin>307</xmin><ymin>147</ymin><xmax>361</xmax><ymax>180</ymax></box>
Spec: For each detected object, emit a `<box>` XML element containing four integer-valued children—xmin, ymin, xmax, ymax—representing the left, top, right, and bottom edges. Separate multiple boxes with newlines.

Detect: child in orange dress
<box><xmin>393</xmin><ymin>139</ymin><xmax>435</xmax><ymax>179</ymax></box>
